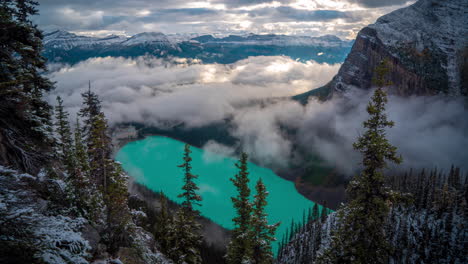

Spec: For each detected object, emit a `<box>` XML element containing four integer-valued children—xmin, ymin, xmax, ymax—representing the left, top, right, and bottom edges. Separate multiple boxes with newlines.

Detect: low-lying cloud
<box><xmin>47</xmin><ymin>56</ymin><xmax>468</xmax><ymax>175</ymax></box>
<box><xmin>47</xmin><ymin>55</ymin><xmax>339</xmax><ymax>128</ymax></box>
<box><xmin>297</xmin><ymin>90</ymin><xmax>468</xmax><ymax>174</ymax></box>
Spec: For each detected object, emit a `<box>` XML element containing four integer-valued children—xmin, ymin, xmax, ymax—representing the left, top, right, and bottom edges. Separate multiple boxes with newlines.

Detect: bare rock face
<box><xmin>329</xmin><ymin>26</ymin><xmax>437</xmax><ymax>96</ymax></box>
<box><xmin>305</xmin><ymin>0</ymin><xmax>468</xmax><ymax>99</ymax></box>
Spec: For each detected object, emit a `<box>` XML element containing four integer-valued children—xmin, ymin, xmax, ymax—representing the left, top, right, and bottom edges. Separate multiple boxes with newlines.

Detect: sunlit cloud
<box><xmin>35</xmin><ymin>0</ymin><xmax>415</xmax><ymax>38</ymax></box>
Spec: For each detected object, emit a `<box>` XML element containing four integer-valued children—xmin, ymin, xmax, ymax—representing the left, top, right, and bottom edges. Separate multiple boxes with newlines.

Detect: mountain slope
<box><xmin>295</xmin><ymin>0</ymin><xmax>468</xmax><ymax>101</ymax></box>
<box><xmin>0</xmin><ymin>166</ymin><xmax>173</xmax><ymax>264</ymax></box>
<box><xmin>277</xmin><ymin>168</ymin><xmax>467</xmax><ymax>264</ymax></box>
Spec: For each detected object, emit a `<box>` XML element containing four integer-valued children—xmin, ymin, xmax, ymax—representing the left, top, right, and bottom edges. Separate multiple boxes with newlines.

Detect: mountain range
<box><xmin>42</xmin><ymin>30</ymin><xmax>353</xmax><ymax>65</ymax></box>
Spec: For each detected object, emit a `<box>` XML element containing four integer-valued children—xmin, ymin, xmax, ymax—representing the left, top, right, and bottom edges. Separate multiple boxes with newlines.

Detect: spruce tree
<box><xmin>105</xmin><ymin>162</ymin><xmax>131</xmax><ymax>255</ymax></box>
<box><xmin>321</xmin><ymin>59</ymin><xmax>402</xmax><ymax>264</ymax></box>
<box><xmin>70</xmin><ymin>117</ymin><xmax>103</xmax><ymax>221</ymax></box>
<box><xmin>173</xmin><ymin>144</ymin><xmax>203</xmax><ymax>264</ymax></box>
<box><xmin>178</xmin><ymin>144</ymin><xmax>203</xmax><ymax>214</ymax></box>
<box><xmin>88</xmin><ymin>112</ymin><xmax>113</xmax><ymax>190</ymax></box>
<box><xmin>78</xmin><ymin>82</ymin><xmax>102</xmax><ymax>140</ymax></box>
<box><xmin>320</xmin><ymin>201</ymin><xmax>328</xmax><ymax>223</ymax></box>
<box><xmin>251</xmin><ymin>178</ymin><xmax>279</xmax><ymax>264</ymax></box>
<box><xmin>0</xmin><ymin>0</ymin><xmax>54</xmax><ymax>172</ymax></box>
<box><xmin>73</xmin><ymin>118</ymin><xmax>91</xmax><ymax>181</ymax></box>
<box><xmin>312</xmin><ymin>203</ymin><xmax>319</xmax><ymax>221</ymax></box>
<box><xmin>78</xmin><ymin>91</ymin><xmax>131</xmax><ymax>251</ymax></box>
<box><xmin>154</xmin><ymin>192</ymin><xmax>175</xmax><ymax>255</ymax></box>
<box><xmin>289</xmin><ymin>220</ymin><xmax>295</xmax><ymax>240</ymax></box>
<box><xmin>226</xmin><ymin>152</ymin><xmax>253</xmax><ymax>264</ymax></box>
<box><xmin>54</xmin><ymin>96</ymin><xmax>73</xmax><ymax>169</ymax></box>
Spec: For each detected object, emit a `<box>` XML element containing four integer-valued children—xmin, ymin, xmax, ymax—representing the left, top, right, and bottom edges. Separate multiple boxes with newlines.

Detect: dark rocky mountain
<box><xmin>295</xmin><ymin>0</ymin><xmax>468</xmax><ymax>102</ymax></box>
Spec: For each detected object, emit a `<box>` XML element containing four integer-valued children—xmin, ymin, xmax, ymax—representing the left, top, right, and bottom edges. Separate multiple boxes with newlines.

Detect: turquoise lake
<box><xmin>115</xmin><ymin>136</ymin><xmax>320</xmax><ymax>252</ymax></box>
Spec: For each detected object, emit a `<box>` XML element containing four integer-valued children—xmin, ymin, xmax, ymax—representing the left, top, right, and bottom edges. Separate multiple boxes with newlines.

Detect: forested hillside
<box><xmin>278</xmin><ymin>167</ymin><xmax>467</xmax><ymax>264</ymax></box>
<box><xmin>277</xmin><ymin>62</ymin><xmax>467</xmax><ymax>264</ymax></box>
<box><xmin>0</xmin><ymin>1</ymin><xmax>170</xmax><ymax>263</ymax></box>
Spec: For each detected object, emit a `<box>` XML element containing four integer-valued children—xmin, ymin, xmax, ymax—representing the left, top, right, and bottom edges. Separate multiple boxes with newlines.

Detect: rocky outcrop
<box><xmin>297</xmin><ymin>0</ymin><xmax>468</xmax><ymax>100</ymax></box>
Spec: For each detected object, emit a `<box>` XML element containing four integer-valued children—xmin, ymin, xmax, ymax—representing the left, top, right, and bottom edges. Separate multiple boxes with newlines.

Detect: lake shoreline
<box><xmin>111</xmin><ymin>124</ymin><xmax>341</xmax><ymax>209</ymax></box>
<box><xmin>115</xmin><ymin>135</ymin><xmax>322</xmax><ymax>254</ymax></box>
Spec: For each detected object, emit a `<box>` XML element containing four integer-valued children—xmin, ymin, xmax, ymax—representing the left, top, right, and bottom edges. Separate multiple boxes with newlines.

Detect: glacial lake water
<box><xmin>115</xmin><ymin>136</ymin><xmax>320</xmax><ymax>252</ymax></box>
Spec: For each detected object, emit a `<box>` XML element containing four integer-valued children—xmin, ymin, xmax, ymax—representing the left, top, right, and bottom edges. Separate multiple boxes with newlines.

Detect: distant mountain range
<box><xmin>42</xmin><ymin>30</ymin><xmax>353</xmax><ymax>65</ymax></box>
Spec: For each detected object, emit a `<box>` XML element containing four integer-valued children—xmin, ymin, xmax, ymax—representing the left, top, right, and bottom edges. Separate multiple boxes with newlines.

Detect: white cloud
<box><xmin>47</xmin><ymin>55</ymin><xmax>467</xmax><ymax>174</ymax></box>
<box><xmin>36</xmin><ymin>0</ymin><xmax>414</xmax><ymax>38</ymax></box>
<box><xmin>47</xmin><ymin>56</ymin><xmax>340</xmax><ymax>128</ymax></box>
<box><xmin>296</xmin><ymin>89</ymin><xmax>468</xmax><ymax>174</ymax></box>
<box><xmin>202</xmin><ymin>140</ymin><xmax>236</xmax><ymax>163</ymax></box>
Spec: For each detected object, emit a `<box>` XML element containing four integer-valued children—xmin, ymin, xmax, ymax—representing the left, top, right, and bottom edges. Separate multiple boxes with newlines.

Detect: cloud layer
<box><xmin>297</xmin><ymin>90</ymin><xmax>468</xmax><ymax>174</ymax></box>
<box><xmin>47</xmin><ymin>56</ymin><xmax>339</xmax><ymax>127</ymax></box>
<box><xmin>47</xmin><ymin>56</ymin><xmax>468</xmax><ymax>174</ymax></box>
<box><xmin>35</xmin><ymin>0</ymin><xmax>415</xmax><ymax>39</ymax></box>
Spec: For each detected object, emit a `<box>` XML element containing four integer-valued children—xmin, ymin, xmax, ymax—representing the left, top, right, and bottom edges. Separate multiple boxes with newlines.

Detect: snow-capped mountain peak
<box><xmin>43</xmin><ymin>30</ymin><xmax>126</xmax><ymax>50</ymax></box>
<box><xmin>121</xmin><ymin>32</ymin><xmax>173</xmax><ymax>46</ymax></box>
<box><xmin>42</xmin><ymin>30</ymin><xmax>353</xmax><ymax>65</ymax></box>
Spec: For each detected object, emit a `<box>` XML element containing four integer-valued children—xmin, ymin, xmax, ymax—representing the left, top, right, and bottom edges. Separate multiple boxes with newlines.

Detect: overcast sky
<box><xmin>35</xmin><ymin>0</ymin><xmax>415</xmax><ymax>39</ymax></box>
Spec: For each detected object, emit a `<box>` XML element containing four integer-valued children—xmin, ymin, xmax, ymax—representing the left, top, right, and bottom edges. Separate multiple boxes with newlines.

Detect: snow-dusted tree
<box><xmin>279</xmin><ymin>167</ymin><xmax>467</xmax><ymax>264</ymax></box>
<box><xmin>78</xmin><ymin>82</ymin><xmax>102</xmax><ymax>141</ymax></box>
<box><xmin>104</xmin><ymin>162</ymin><xmax>132</xmax><ymax>255</ymax></box>
<box><xmin>311</xmin><ymin>203</ymin><xmax>319</xmax><ymax>221</ymax></box>
<box><xmin>78</xmin><ymin>92</ymin><xmax>131</xmax><ymax>252</ymax></box>
<box><xmin>251</xmin><ymin>178</ymin><xmax>279</xmax><ymax>264</ymax></box>
<box><xmin>320</xmin><ymin>59</ymin><xmax>402</xmax><ymax>264</ymax></box>
<box><xmin>320</xmin><ymin>201</ymin><xmax>329</xmax><ymax>223</ymax></box>
<box><xmin>172</xmin><ymin>144</ymin><xmax>203</xmax><ymax>264</ymax></box>
<box><xmin>87</xmin><ymin>112</ymin><xmax>113</xmax><ymax>190</ymax></box>
<box><xmin>178</xmin><ymin>144</ymin><xmax>203</xmax><ymax>215</ymax></box>
<box><xmin>73</xmin><ymin>118</ymin><xmax>90</xmax><ymax>176</ymax></box>
<box><xmin>154</xmin><ymin>192</ymin><xmax>176</xmax><ymax>255</ymax></box>
<box><xmin>69</xmin><ymin>117</ymin><xmax>104</xmax><ymax>221</ymax></box>
<box><xmin>54</xmin><ymin>96</ymin><xmax>73</xmax><ymax>169</ymax></box>
<box><xmin>0</xmin><ymin>0</ymin><xmax>54</xmax><ymax>172</ymax></box>
<box><xmin>226</xmin><ymin>152</ymin><xmax>253</xmax><ymax>264</ymax></box>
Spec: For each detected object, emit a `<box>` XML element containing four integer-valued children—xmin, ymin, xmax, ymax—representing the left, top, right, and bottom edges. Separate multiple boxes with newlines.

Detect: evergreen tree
<box><xmin>54</xmin><ymin>96</ymin><xmax>73</xmax><ymax>169</ymax></box>
<box><xmin>78</xmin><ymin>91</ymin><xmax>131</xmax><ymax>252</ymax></box>
<box><xmin>11</xmin><ymin>0</ymin><xmax>53</xmax><ymax>134</ymax></box>
<box><xmin>73</xmin><ymin>118</ymin><xmax>91</xmax><ymax>180</ymax></box>
<box><xmin>178</xmin><ymin>144</ymin><xmax>203</xmax><ymax>214</ymax></box>
<box><xmin>173</xmin><ymin>144</ymin><xmax>203</xmax><ymax>264</ymax></box>
<box><xmin>104</xmin><ymin>162</ymin><xmax>131</xmax><ymax>255</ymax></box>
<box><xmin>321</xmin><ymin>59</ymin><xmax>402</xmax><ymax>264</ymax></box>
<box><xmin>0</xmin><ymin>0</ymin><xmax>54</xmax><ymax>172</ymax></box>
<box><xmin>78</xmin><ymin>82</ymin><xmax>102</xmax><ymax>140</ymax></box>
<box><xmin>88</xmin><ymin>112</ymin><xmax>113</xmax><ymax>190</ymax></box>
<box><xmin>154</xmin><ymin>192</ymin><xmax>175</xmax><ymax>254</ymax></box>
<box><xmin>320</xmin><ymin>201</ymin><xmax>328</xmax><ymax>223</ymax></box>
<box><xmin>289</xmin><ymin>219</ymin><xmax>295</xmax><ymax>241</ymax></box>
<box><xmin>226</xmin><ymin>152</ymin><xmax>253</xmax><ymax>264</ymax></box>
<box><xmin>251</xmin><ymin>178</ymin><xmax>279</xmax><ymax>264</ymax></box>
<box><xmin>69</xmin><ymin>117</ymin><xmax>104</xmax><ymax>221</ymax></box>
<box><xmin>172</xmin><ymin>208</ymin><xmax>203</xmax><ymax>264</ymax></box>
<box><xmin>312</xmin><ymin>203</ymin><xmax>319</xmax><ymax>221</ymax></box>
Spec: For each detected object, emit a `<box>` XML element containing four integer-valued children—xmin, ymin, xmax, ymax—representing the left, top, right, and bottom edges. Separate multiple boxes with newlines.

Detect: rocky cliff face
<box><xmin>305</xmin><ymin>0</ymin><xmax>468</xmax><ymax>99</ymax></box>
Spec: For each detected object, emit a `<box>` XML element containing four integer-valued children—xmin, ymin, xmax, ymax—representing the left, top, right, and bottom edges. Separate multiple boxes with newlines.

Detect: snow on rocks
<box><xmin>0</xmin><ymin>166</ymin><xmax>91</xmax><ymax>263</ymax></box>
